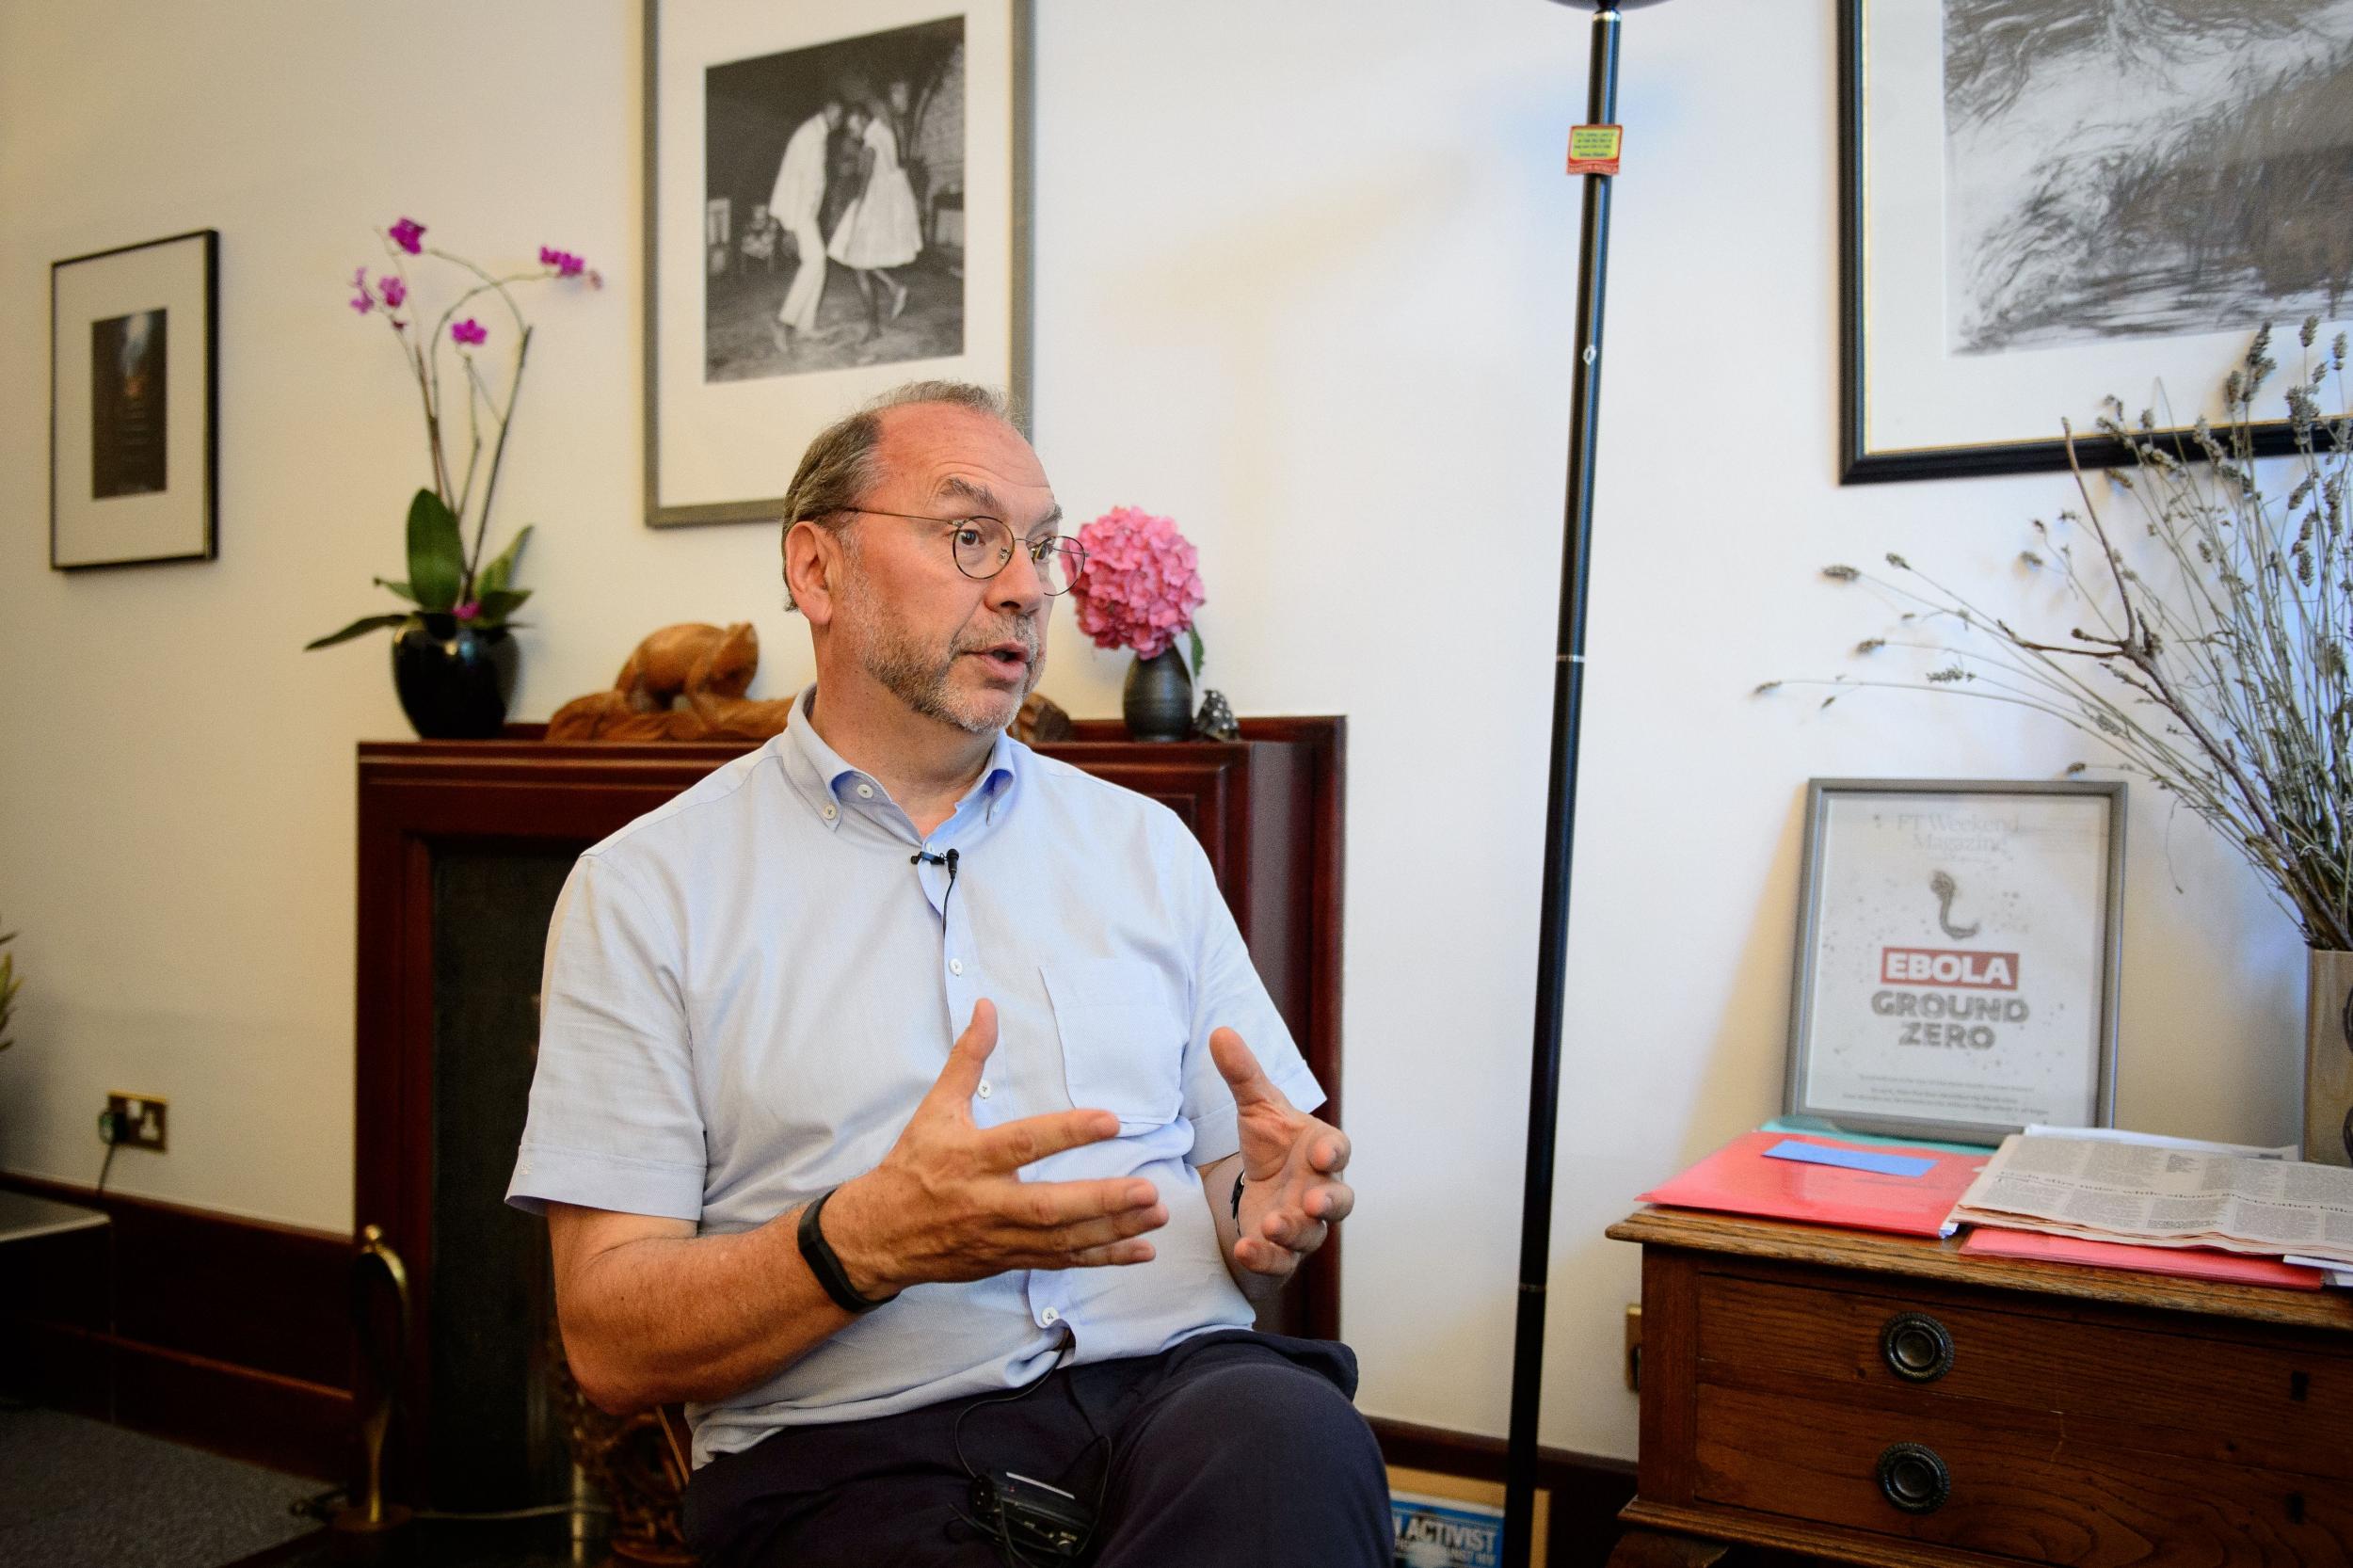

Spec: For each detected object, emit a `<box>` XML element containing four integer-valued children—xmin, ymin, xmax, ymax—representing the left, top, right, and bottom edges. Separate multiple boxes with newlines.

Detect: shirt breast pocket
<box><xmin>1041</xmin><ymin>962</ymin><xmax>1187</xmax><ymax>1131</ymax></box>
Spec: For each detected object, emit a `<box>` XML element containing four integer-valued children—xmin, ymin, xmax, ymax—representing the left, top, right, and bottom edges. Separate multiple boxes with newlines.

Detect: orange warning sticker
<box><xmin>1566</xmin><ymin>124</ymin><xmax>1623</xmax><ymax>176</ymax></box>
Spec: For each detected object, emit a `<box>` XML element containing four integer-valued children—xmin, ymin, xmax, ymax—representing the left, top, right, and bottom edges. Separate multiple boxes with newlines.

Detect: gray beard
<box><xmin>843</xmin><ymin>573</ymin><xmax>1040</xmax><ymax>734</ymax></box>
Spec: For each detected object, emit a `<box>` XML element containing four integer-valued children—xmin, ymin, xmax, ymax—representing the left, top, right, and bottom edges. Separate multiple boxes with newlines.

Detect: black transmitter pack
<box><xmin>967</xmin><ymin>1470</ymin><xmax>1096</xmax><ymax>1560</ymax></box>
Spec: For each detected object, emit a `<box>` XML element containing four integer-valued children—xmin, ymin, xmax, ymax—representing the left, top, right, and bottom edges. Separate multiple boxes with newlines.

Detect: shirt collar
<box><xmin>777</xmin><ymin>685</ymin><xmax>1023</xmax><ymax>835</ymax></box>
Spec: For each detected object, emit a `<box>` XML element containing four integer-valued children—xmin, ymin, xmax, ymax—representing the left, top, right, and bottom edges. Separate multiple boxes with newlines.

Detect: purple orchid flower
<box><xmin>389</xmin><ymin>216</ymin><xmax>426</xmax><ymax>254</ymax></box>
<box><xmin>538</xmin><ymin>245</ymin><xmax>587</xmax><ymax>279</ymax></box>
<box><xmin>453</xmin><ymin>600</ymin><xmax>481</xmax><ymax>622</ymax></box>
<box><xmin>451</xmin><ymin>318</ymin><xmax>488</xmax><ymax>346</ymax></box>
<box><xmin>378</xmin><ymin>274</ymin><xmax>408</xmax><ymax>309</ymax></box>
<box><xmin>349</xmin><ymin>291</ymin><xmax>374</xmax><ymax>314</ymax></box>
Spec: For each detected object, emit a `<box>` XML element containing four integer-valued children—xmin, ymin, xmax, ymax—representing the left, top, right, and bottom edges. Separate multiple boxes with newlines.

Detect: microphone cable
<box><xmin>910</xmin><ymin>845</ymin><xmax>961</xmax><ymax>927</ymax></box>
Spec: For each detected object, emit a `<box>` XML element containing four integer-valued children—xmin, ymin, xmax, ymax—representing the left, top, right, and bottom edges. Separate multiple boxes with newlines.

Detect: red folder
<box><xmin>1960</xmin><ymin>1226</ymin><xmax>2327</xmax><ymax>1288</ymax></box>
<box><xmin>1638</xmin><ymin>1131</ymin><xmax>1989</xmax><ymax>1238</ymax></box>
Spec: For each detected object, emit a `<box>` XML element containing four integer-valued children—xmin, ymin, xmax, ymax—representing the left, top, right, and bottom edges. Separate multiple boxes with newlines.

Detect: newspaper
<box><xmin>1951</xmin><ymin>1132</ymin><xmax>2353</xmax><ymax>1268</ymax></box>
<box><xmin>2022</xmin><ymin>1124</ymin><xmax>2298</xmax><ymax>1160</ymax></box>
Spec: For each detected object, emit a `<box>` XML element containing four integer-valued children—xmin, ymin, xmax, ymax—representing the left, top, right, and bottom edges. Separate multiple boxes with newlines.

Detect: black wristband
<box><xmin>797</xmin><ymin>1186</ymin><xmax>897</xmax><ymax>1314</ymax></box>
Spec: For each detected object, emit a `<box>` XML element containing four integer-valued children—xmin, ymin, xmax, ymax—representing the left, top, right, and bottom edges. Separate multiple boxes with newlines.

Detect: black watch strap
<box><xmin>797</xmin><ymin>1186</ymin><xmax>897</xmax><ymax>1314</ymax></box>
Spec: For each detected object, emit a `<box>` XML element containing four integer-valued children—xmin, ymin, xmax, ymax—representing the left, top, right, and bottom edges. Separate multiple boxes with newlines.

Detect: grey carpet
<box><xmin>0</xmin><ymin>1406</ymin><xmax>320</xmax><ymax>1568</ymax></box>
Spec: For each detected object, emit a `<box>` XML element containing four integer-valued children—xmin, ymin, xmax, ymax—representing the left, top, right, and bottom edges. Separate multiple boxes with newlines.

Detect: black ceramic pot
<box><xmin>1121</xmin><ymin>648</ymin><xmax>1193</xmax><ymax>742</ymax></box>
<box><xmin>392</xmin><ymin>616</ymin><xmax>520</xmax><ymax>740</ymax></box>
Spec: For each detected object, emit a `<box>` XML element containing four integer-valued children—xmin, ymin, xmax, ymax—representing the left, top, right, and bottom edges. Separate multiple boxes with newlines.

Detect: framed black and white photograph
<box><xmin>1840</xmin><ymin>0</ymin><xmax>2353</xmax><ymax>483</ymax></box>
<box><xmin>644</xmin><ymin>0</ymin><xmax>1032</xmax><ymax>529</ymax></box>
<box><xmin>50</xmin><ymin>229</ymin><xmax>217</xmax><ymax>569</ymax></box>
<box><xmin>1785</xmin><ymin>779</ymin><xmax>2125</xmax><ymax>1145</ymax></box>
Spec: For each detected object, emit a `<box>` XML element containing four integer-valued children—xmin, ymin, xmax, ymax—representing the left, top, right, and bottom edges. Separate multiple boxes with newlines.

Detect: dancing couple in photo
<box><xmin>771</xmin><ymin>88</ymin><xmax>923</xmax><ymax>358</ymax></box>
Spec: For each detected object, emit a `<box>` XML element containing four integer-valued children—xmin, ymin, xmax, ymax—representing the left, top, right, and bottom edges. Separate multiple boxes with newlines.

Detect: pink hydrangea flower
<box><xmin>389</xmin><ymin>216</ymin><xmax>426</xmax><ymax>254</ymax></box>
<box><xmin>1068</xmin><ymin>506</ymin><xmax>1205</xmax><ymax>660</ymax></box>
<box><xmin>451</xmin><ymin>318</ymin><xmax>488</xmax><ymax>346</ymax></box>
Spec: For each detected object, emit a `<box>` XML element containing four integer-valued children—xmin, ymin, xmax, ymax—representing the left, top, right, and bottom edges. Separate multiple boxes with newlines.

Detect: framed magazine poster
<box><xmin>643</xmin><ymin>0</ymin><xmax>1032</xmax><ymax>529</ymax></box>
<box><xmin>1838</xmin><ymin>0</ymin><xmax>2353</xmax><ymax>483</ymax></box>
<box><xmin>1784</xmin><ymin>779</ymin><xmax>2125</xmax><ymax>1145</ymax></box>
<box><xmin>51</xmin><ymin>230</ymin><xmax>218</xmax><ymax>569</ymax></box>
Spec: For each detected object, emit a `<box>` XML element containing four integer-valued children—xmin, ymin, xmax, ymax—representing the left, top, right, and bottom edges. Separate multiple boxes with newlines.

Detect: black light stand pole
<box><xmin>1503</xmin><ymin>5</ymin><xmax>1662</xmax><ymax>1561</ymax></box>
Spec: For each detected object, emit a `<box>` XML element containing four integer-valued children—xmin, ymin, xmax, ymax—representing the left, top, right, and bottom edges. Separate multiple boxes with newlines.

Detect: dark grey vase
<box><xmin>1122</xmin><ymin>648</ymin><xmax>1193</xmax><ymax>742</ymax></box>
<box><xmin>392</xmin><ymin>616</ymin><xmax>519</xmax><ymax>740</ymax></box>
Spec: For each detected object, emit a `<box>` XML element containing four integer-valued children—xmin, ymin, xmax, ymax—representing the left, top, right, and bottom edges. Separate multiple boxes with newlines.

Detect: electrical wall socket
<box><xmin>104</xmin><ymin>1093</ymin><xmax>168</xmax><ymax>1152</ymax></box>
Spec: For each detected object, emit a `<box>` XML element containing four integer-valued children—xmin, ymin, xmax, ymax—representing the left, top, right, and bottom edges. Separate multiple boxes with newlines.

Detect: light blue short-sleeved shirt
<box><xmin>505</xmin><ymin>688</ymin><xmax>1321</xmax><ymax>1464</ymax></box>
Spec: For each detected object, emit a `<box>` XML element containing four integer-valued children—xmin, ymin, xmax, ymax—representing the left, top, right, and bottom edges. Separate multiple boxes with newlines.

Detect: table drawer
<box><xmin>1698</xmin><ymin>1270</ymin><xmax>2353</xmax><ymax>1478</ymax></box>
<box><xmin>1695</xmin><ymin>1382</ymin><xmax>2353</xmax><ymax>1568</ymax></box>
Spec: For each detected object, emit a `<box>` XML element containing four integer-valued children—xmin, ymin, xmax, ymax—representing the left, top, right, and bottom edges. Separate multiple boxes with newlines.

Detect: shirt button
<box><xmin>977</xmin><ymin>1080</ymin><xmax>992</xmax><ymax>1098</ymax></box>
<box><xmin>1040</xmin><ymin>1307</ymin><xmax>1061</xmax><ymax>1325</ymax></box>
<box><xmin>950</xmin><ymin>958</ymin><xmax>964</xmax><ymax>975</ymax></box>
<box><xmin>821</xmin><ymin>804</ymin><xmax>837</xmax><ymax>821</ymax></box>
<box><xmin>856</xmin><ymin>783</ymin><xmax>874</xmax><ymax>798</ymax></box>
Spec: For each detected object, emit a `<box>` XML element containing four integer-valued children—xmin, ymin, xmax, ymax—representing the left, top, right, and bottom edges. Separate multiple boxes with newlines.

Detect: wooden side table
<box><xmin>1606</xmin><ymin>1207</ymin><xmax>2353</xmax><ymax>1568</ymax></box>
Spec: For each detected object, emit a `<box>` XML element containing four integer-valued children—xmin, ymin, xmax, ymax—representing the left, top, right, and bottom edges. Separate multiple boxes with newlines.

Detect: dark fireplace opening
<box><xmin>426</xmin><ymin>844</ymin><xmax>580</xmax><ymax>1511</ymax></box>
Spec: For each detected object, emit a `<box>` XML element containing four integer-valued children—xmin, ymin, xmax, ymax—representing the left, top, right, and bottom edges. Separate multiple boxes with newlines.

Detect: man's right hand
<box><xmin>820</xmin><ymin>999</ymin><xmax>1167</xmax><ymax>1298</ymax></box>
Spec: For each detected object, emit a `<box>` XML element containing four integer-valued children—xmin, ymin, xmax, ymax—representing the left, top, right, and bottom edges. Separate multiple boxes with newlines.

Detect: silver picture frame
<box><xmin>642</xmin><ymin>0</ymin><xmax>1033</xmax><ymax>530</ymax></box>
<box><xmin>1785</xmin><ymin>778</ymin><xmax>2125</xmax><ymax>1145</ymax></box>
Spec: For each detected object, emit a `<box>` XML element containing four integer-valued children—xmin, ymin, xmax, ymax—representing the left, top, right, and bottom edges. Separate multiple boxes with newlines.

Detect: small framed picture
<box><xmin>643</xmin><ymin>0</ymin><xmax>1032</xmax><ymax>528</ymax></box>
<box><xmin>1838</xmin><ymin>0</ymin><xmax>2352</xmax><ymax>483</ymax></box>
<box><xmin>1785</xmin><ymin>779</ymin><xmax>2125</xmax><ymax>1145</ymax></box>
<box><xmin>51</xmin><ymin>230</ymin><xmax>218</xmax><ymax>569</ymax></box>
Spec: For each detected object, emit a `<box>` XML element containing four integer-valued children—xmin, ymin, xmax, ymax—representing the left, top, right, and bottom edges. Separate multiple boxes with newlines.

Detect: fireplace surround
<box><xmin>351</xmin><ymin>718</ymin><xmax>1345</xmax><ymax>1508</ymax></box>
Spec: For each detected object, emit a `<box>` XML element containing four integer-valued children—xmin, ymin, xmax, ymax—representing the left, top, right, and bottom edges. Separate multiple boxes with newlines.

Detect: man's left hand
<box><xmin>1211</xmin><ymin>1028</ymin><xmax>1353</xmax><ymax>1282</ymax></box>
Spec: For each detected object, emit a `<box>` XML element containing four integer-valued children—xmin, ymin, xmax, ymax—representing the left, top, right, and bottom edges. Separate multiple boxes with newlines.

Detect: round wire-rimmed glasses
<box><xmin>841</xmin><ymin>506</ymin><xmax>1089</xmax><ymax>595</ymax></box>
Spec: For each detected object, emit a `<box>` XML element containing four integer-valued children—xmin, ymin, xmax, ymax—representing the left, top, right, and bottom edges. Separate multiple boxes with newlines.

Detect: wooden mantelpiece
<box><xmin>354</xmin><ymin>717</ymin><xmax>1344</xmax><ymax>1505</ymax></box>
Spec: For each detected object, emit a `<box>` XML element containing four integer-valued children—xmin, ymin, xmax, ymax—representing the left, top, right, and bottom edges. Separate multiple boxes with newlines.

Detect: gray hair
<box><xmin>779</xmin><ymin>380</ymin><xmax>1015</xmax><ymax>611</ymax></box>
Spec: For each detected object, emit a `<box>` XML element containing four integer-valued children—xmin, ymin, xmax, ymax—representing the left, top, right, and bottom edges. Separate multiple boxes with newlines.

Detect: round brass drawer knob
<box><xmin>1877</xmin><ymin>1442</ymin><xmax>1951</xmax><ymax>1514</ymax></box>
<box><xmin>1881</xmin><ymin>1311</ymin><xmax>1956</xmax><ymax>1382</ymax></box>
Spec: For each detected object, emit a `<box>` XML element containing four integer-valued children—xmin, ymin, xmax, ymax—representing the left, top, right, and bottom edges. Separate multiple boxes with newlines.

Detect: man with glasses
<box><xmin>508</xmin><ymin>382</ymin><xmax>1386</xmax><ymax>1566</ymax></box>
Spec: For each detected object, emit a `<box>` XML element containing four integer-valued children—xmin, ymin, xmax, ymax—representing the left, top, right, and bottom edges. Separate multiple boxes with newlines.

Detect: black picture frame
<box><xmin>50</xmin><ymin>229</ymin><xmax>218</xmax><ymax>569</ymax></box>
<box><xmin>642</xmin><ymin>0</ymin><xmax>1034</xmax><ymax>530</ymax></box>
<box><xmin>1783</xmin><ymin>777</ymin><xmax>2126</xmax><ymax>1146</ymax></box>
<box><xmin>1838</xmin><ymin>0</ymin><xmax>2351</xmax><ymax>485</ymax></box>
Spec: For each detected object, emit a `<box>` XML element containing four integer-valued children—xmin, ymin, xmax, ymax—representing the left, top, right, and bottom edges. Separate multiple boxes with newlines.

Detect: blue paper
<box><xmin>1763</xmin><ymin>1139</ymin><xmax>1935</xmax><ymax>1178</ymax></box>
<box><xmin>1760</xmin><ymin>1116</ymin><xmax>1995</xmax><ymax>1156</ymax></box>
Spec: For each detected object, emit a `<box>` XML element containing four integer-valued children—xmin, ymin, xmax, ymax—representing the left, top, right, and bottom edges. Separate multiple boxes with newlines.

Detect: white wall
<box><xmin>0</xmin><ymin>1</ymin><xmax>2307</xmax><ymax>1461</ymax></box>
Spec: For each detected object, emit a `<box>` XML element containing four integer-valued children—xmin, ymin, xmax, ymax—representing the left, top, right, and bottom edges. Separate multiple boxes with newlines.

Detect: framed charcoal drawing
<box><xmin>643</xmin><ymin>0</ymin><xmax>1032</xmax><ymax>529</ymax></box>
<box><xmin>1840</xmin><ymin>0</ymin><xmax>2353</xmax><ymax>483</ymax></box>
<box><xmin>1784</xmin><ymin>778</ymin><xmax>2125</xmax><ymax>1146</ymax></box>
<box><xmin>51</xmin><ymin>230</ymin><xmax>218</xmax><ymax>569</ymax></box>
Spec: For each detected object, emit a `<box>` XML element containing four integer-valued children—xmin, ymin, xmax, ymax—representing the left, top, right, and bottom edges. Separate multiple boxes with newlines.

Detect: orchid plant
<box><xmin>1069</xmin><ymin>505</ymin><xmax>1208</xmax><ymax>671</ymax></box>
<box><xmin>306</xmin><ymin>216</ymin><xmax>600</xmax><ymax>651</ymax></box>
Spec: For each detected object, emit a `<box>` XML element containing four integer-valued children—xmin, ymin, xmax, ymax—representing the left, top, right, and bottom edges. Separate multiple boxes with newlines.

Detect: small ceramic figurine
<box><xmin>1192</xmin><ymin>688</ymin><xmax>1239</xmax><ymax>742</ymax></box>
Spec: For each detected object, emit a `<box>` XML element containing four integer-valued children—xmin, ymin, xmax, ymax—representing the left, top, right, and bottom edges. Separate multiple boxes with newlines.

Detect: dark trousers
<box><xmin>682</xmin><ymin>1331</ymin><xmax>1391</xmax><ymax>1567</ymax></box>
